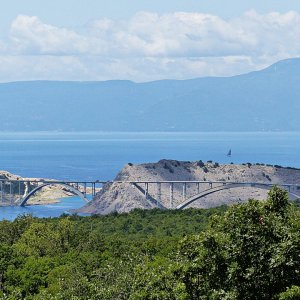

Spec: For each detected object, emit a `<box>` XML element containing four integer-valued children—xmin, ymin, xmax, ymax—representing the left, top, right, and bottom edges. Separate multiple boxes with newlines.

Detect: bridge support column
<box><xmin>182</xmin><ymin>183</ymin><xmax>187</xmax><ymax>201</ymax></box>
<box><xmin>197</xmin><ymin>183</ymin><xmax>200</xmax><ymax>194</ymax></box>
<box><xmin>9</xmin><ymin>182</ymin><xmax>12</xmax><ymax>205</ymax></box>
<box><xmin>169</xmin><ymin>183</ymin><xmax>174</xmax><ymax>208</ymax></box>
<box><xmin>0</xmin><ymin>181</ymin><xmax>3</xmax><ymax>203</ymax></box>
<box><xmin>156</xmin><ymin>183</ymin><xmax>161</xmax><ymax>207</ymax></box>
<box><xmin>144</xmin><ymin>183</ymin><xmax>148</xmax><ymax>199</ymax></box>
<box><xmin>92</xmin><ymin>183</ymin><xmax>96</xmax><ymax>197</ymax></box>
<box><xmin>84</xmin><ymin>183</ymin><xmax>87</xmax><ymax>196</ymax></box>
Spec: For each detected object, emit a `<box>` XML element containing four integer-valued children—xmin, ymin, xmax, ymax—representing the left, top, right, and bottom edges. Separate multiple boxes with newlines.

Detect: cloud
<box><xmin>9</xmin><ymin>15</ymin><xmax>92</xmax><ymax>55</ymax></box>
<box><xmin>0</xmin><ymin>11</ymin><xmax>300</xmax><ymax>81</ymax></box>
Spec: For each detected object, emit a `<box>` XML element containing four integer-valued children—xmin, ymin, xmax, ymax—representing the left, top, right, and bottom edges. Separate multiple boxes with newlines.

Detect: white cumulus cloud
<box><xmin>0</xmin><ymin>10</ymin><xmax>300</xmax><ymax>81</ymax></box>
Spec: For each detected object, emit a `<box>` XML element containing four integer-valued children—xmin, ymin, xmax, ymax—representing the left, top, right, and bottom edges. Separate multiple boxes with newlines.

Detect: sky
<box><xmin>0</xmin><ymin>0</ymin><xmax>300</xmax><ymax>82</ymax></box>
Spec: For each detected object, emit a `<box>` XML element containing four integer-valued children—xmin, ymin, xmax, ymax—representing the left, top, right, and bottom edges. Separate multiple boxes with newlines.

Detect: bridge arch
<box><xmin>20</xmin><ymin>183</ymin><xmax>90</xmax><ymax>207</ymax></box>
<box><xmin>176</xmin><ymin>183</ymin><xmax>300</xmax><ymax>210</ymax></box>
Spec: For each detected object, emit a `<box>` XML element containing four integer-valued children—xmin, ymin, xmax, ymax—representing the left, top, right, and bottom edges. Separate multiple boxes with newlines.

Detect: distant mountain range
<box><xmin>1</xmin><ymin>58</ymin><xmax>300</xmax><ymax>131</ymax></box>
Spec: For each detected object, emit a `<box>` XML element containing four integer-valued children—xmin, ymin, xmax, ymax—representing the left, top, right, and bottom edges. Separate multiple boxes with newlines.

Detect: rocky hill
<box><xmin>77</xmin><ymin>160</ymin><xmax>300</xmax><ymax>214</ymax></box>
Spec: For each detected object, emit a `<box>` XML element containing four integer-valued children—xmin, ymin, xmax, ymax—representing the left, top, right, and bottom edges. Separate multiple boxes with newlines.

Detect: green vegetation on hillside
<box><xmin>1</xmin><ymin>188</ymin><xmax>300</xmax><ymax>299</ymax></box>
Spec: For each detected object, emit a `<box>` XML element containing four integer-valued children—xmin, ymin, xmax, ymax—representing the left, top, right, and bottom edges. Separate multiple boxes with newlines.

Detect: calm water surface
<box><xmin>0</xmin><ymin>196</ymin><xmax>87</xmax><ymax>221</ymax></box>
<box><xmin>0</xmin><ymin>131</ymin><xmax>299</xmax><ymax>220</ymax></box>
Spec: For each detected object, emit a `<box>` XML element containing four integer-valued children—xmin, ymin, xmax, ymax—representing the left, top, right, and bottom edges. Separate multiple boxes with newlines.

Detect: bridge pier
<box><xmin>0</xmin><ymin>181</ymin><xmax>3</xmax><ymax>203</ymax></box>
<box><xmin>9</xmin><ymin>182</ymin><xmax>12</xmax><ymax>205</ymax></box>
<box><xmin>169</xmin><ymin>183</ymin><xmax>174</xmax><ymax>208</ymax></box>
<box><xmin>182</xmin><ymin>183</ymin><xmax>187</xmax><ymax>201</ymax></box>
<box><xmin>84</xmin><ymin>183</ymin><xmax>87</xmax><ymax>196</ymax></box>
<box><xmin>92</xmin><ymin>183</ymin><xmax>95</xmax><ymax>197</ymax></box>
<box><xmin>144</xmin><ymin>183</ymin><xmax>149</xmax><ymax>199</ymax></box>
<box><xmin>156</xmin><ymin>183</ymin><xmax>161</xmax><ymax>207</ymax></box>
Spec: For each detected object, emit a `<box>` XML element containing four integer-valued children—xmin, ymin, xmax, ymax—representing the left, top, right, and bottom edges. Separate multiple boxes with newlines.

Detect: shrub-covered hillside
<box><xmin>1</xmin><ymin>188</ymin><xmax>300</xmax><ymax>299</ymax></box>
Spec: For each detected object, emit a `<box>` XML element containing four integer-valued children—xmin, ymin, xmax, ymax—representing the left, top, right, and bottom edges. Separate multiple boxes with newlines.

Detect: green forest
<box><xmin>1</xmin><ymin>187</ymin><xmax>300</xmax><ymax>299</ymax></box>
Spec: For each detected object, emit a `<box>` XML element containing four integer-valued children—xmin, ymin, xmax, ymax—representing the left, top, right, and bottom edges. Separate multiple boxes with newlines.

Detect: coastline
<box><xmin>26</xmin><ymin>189</ymin><xmax>74</xmax><ymax>206</ymax></box>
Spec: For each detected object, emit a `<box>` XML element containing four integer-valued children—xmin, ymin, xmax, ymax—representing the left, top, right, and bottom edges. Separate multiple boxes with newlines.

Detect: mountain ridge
<box><xmin>0</xmin><ymin>58</ymin><xmax>299</xmax><ymax>131</ymax></box>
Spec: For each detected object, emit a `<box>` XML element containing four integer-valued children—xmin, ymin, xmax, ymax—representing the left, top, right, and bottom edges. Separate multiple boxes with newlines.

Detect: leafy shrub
<box><xmin>196</xmin><ymin>160</ymin><xmax>205</xmax><ymax>168</ymax></box>
<box><xmin>265</xmin><ymin>174</ymin><xmax>272</xmax><ymax>181</ymax></box>
<box><xmin>163</xmin><ymin>163</ymin><xmax>174</xmax><ymax>173</ymax></box>
<box><xmin>279</xmin><ymin>286</ymin><xmax>300</xmax><ymax>299</ymax></box>
<box><xmin>203</xmin><ymin>167</ymin><xmax>209</xmax><ymax>173</ymax></box>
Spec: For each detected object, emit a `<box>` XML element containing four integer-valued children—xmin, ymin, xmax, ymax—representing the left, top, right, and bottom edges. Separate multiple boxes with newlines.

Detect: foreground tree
<box><xmin>132</xmin><ymin>187</ymin><xmax>300</xmax><ymax>299</ymax></box>
<box><xmin>1</xmin><ymin>187</ymin><xmax>300</xmax><ymax>299</ymax></box>
<box><xmin>177</xmin><ymin>187</ymin><xmax>300</xmax><ymax>299</ymax></box>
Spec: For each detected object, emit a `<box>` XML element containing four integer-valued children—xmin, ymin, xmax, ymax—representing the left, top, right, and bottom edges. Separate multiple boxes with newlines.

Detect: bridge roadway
<box><xmin>0</xmin><ymin>179</ymin><xmax>299</xmax><ymax>208</ymax></box>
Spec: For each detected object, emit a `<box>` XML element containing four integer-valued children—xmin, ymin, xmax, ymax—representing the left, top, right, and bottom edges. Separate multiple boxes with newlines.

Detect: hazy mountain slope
<box><xmin>0</xmin><ymin>58</ymin><xmax>299</xmax><ymax>131</ymax></box>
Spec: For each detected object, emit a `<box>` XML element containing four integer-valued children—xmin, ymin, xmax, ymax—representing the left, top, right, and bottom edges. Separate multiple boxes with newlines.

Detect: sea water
<box><xmin>0</xmin><ymin>196</ymin><xmax>87</xmax><ymax>221</ymax></box>
<box><xmin>0</xmin><ymin>131</ymin><xmax>299</xmax><ymax>220</ymax></box>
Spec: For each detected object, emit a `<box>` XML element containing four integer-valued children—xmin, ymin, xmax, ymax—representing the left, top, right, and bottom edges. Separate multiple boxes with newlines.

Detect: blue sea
<box><xmin>0</xmin><ymin>131</ymin><xmax>300</xmax><ymax>220</ymax></box>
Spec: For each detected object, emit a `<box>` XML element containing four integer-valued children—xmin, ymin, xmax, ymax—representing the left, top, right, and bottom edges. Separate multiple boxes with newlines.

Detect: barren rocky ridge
<box><xmin>78</xmin><ymin>160</ymin><xmax>300</xmax><ymax>214</ymax></box>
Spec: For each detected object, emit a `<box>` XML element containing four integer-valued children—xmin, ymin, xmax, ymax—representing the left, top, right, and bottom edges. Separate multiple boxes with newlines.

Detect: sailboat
<box><xmin>227</xmin><ymin>149</ymin><xmax>232</xmax><ymax>157</ymax></box>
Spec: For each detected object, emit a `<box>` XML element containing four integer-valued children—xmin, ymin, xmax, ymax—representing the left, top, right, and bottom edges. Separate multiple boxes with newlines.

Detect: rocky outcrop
<box><xmin>77</xmin><ymin>160</ymin><xmax>300</xmax><ymax>215</ymax></box>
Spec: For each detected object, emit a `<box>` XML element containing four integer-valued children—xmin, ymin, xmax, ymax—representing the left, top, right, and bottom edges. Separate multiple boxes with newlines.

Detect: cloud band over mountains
<box><xmin>0</xmin><ymin>10</ymin><xmax>299</xmax><ymax>81</ymax></box>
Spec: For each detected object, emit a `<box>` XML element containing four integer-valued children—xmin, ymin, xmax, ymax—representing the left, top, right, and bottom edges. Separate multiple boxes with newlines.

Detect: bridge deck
<box><xmin>0</xmin><ymin>179</ymin><xmax>299</xmax><ymax>208</ymax></box>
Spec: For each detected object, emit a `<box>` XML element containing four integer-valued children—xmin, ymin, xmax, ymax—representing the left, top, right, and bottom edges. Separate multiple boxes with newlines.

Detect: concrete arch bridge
<box><xmin>0</xmin><ymin>179</ymin><xmax>299</xmax><ymax>209</ymax></box>
<box><xmin>129</xmin><ymin>181</ymin><xmax>300</xmax><ymax>210</ymax></box>
<box><xmin>0</xmin><ymin>180</ymin><xmax>105</xmax><ymax>207</ymax></box>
